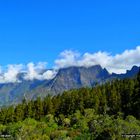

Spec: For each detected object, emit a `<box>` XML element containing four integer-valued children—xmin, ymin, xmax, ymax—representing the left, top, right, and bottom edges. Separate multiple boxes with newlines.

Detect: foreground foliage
<box><xmin>1</xmin><ymin>112</ymin><xmax>140</xmax><ymax>139</ymax></box>
<box><xmin>0</xmin><ymin>71</ymin><xmax>140</xmax><ymax>139</ymax></box>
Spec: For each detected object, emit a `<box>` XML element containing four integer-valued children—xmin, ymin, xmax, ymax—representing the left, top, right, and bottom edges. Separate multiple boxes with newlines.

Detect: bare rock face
<box><xmin>47</xmin><ymin>65</ymin><xmax>110</xmax><ymax>94</ymax></box>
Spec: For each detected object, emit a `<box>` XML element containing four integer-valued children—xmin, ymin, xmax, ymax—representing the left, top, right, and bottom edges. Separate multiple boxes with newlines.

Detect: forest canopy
<box><xmin>0</xmin><ymin>71</ymin><xmax>140</xmax><ymax>139</ymax></box>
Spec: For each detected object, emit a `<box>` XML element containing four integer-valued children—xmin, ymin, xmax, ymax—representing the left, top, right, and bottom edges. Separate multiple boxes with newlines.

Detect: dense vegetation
<box><xmin>0</xmin><ymin>71</ymin><xmax>140</xmax><ymax>139</ymax></box>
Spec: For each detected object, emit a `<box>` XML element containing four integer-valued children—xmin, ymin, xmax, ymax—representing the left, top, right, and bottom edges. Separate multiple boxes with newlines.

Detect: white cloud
<box><xmin>24</xmin><ymin>62</ymin><xmax>43</xmax><ymax>80</ymax></box>
<box><xmin>0</xmin><ymin>62</ymin><xmax>56</xmax><ymax>83</ymax></box>
<box><xmin>55</xmin><ymin>50</ymin><xmax>80</xmax><ymax>68</ymax></box>
<box><xmin>78</xmin><ymin>51</ymin><xmax>112</xmax><ymax>68</ymax></box>
<box><xmin>43</xmin><ymin>70</ymin><xmax>57</xmax><ymax>80</ymax></box>
<box><xmin>0</xmin><ymin>64</ymin><xmax>23</xmax><ymax>83</ymax></box>
<box><xmin>23</xmin><ymin>62</ymin><xmax>57</xmax><ymax>81</ymax></box>
<box><xmin>55</xmin><ymin>46</ymin><xmax>140</xmax><ymax>74</ymax></box>
<box><xmin>111</xmin><ymin>46</ymin><xmax>140</xmax><ymax>72</ymax></box>
<box><xmin>0</xmin><ymin>46</ymin><xmax>140</xmax><ymax>83</ymax></box>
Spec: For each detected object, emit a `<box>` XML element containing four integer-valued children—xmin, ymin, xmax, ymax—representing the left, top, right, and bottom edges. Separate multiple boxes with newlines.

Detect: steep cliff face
<box><xmin>0</xmin><ymin>65</ymin><xmax>139</xmax><ymax>106</ymax></box>
<box><xmin>47</xmin><ymin>65</ymin><xmax>110</xmax><ymax>94</ymax></box>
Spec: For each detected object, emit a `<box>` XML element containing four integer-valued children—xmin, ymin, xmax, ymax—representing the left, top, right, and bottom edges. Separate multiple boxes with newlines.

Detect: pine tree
<box><xmin>14</xmin><ymin>104</ymin><xmax>24</xmax><ymax>122</ymax></box>
<box><xmin>34</xmin><ymin>97</ymin><xmax>44</xmax><ymax>120</ymax></box>
<box><xmin>132</xmin><ymin>70</ymin><xmax>140</xmax><ymax>118</ymax></box>
<box><xmin>24</xmin><ymin>101</ymin><xmax>33</xmax><ymax>118</ymax></box>
<box><xmin>43</xmin><ymin>95</ymin><xmax>54</xmax><ymax>115</ymax></box>
<box><xmin>6</xmin><ymin>106</ymin><xmax>15</xmax><ymax>123</ymax></box>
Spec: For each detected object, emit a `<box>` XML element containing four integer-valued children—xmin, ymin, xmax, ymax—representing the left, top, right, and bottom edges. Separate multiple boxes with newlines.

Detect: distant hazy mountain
<box><xmin>0</xmin><ymin>65</ymin><xmax>139</xmax><ymax>106</ymax></box>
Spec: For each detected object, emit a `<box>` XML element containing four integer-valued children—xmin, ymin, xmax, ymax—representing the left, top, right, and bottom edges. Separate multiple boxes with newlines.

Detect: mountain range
<box><xmin>0</xmin><ymin>65</ymin><xmax>139</xmax><ymax>107</ymax></box>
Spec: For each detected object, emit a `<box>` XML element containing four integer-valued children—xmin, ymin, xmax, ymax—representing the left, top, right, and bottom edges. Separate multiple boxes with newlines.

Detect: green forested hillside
<box><xmin>0</xmin><ymin>71</ymin><xmax>140</xmax><ymax>139</ymax></box>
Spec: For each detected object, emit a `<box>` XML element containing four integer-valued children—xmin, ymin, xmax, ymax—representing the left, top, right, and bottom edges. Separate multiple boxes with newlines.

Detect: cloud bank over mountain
<box><xmin>55</xmin><ymin>46</ymin><xmax>140</xmax><ymax>74</ymax></box>
<box><xmin>0</xmin><ymin>63</ymin><xmax>57</xmax><ymax>83</ymax></box>
<box><xmin>0</xmin><ymin>46</ymin><xmax>140</xmax><ymax>83</ymax></box>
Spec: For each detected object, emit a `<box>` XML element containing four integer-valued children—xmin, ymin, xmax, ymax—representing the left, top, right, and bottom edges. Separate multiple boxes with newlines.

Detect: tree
<box><xmin>34</xmin><ymin>97</ymin><xmax>44</xmax><ymax>120</ymax></box>
<box><xmin>24</xmin><ymin>101</ymin><xmax>33</xmax><ymax>118</ymax></box>
<box><xmin>132</xmin><ymin>70</ymin><xmax>140</xmax><ymax>118</ymax></box>
<box><xmin>14</xmin><ymin>104</ymin><xmax>24</xmax><ymax>122</ymax></box>
<box><xmin>43</xmin><ymin>95</ymin><xmax>54</xmax><ymax>115</ymax></box>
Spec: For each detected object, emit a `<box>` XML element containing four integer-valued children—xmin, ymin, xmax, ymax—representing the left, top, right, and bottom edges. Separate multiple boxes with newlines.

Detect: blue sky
<box><xmin>0</xmin><ymin>0</ymin><xmax>140</xmax><ymax>67</ymax></box>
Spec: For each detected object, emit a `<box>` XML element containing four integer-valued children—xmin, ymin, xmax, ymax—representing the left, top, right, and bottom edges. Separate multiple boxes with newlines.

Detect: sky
<box><xmin>0</xmin><ymin>0</ymin><xmax>140</xmax><ymax>82</ymax></box>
